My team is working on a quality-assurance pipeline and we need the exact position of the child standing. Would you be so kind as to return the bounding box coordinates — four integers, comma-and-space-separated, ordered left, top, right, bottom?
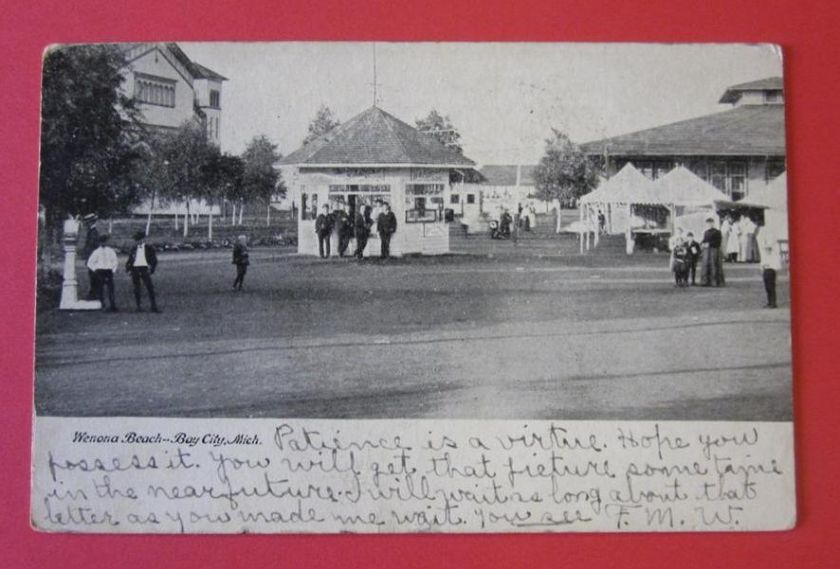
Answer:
685, 232, 702, 286
232, 234, 250, 291
671, 237, 690, 287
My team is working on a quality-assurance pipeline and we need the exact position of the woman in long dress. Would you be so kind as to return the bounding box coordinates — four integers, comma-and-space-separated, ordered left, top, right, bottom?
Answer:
726, 215, 741, 262
739, 215, 757, 262
720, 215, 732, 261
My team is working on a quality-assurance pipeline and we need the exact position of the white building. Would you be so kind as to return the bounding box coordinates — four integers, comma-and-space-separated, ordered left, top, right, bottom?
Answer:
280, 106, 477, 256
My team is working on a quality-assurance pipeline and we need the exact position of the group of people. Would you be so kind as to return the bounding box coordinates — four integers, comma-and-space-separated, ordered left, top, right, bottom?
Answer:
669, 216, 783, 308
84, 230, 159, 313
315, 201, 398, 260
720, 213, 760, 263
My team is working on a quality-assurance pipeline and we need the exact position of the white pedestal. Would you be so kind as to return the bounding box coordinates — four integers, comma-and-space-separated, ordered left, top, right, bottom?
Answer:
59, 219, 101, 311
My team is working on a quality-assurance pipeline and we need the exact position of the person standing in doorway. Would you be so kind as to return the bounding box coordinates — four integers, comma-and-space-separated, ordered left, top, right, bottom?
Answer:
354, 205, 373, 259
700, 217, 723, 287
758, 225, 782, 308
232, 234, 249, 291
126, 230, 159, 313
315, 204, 333, 259
726, 214, 741, 262
334, 205, 352, 257
86, 234, 119, 312
377, 203, 398, 259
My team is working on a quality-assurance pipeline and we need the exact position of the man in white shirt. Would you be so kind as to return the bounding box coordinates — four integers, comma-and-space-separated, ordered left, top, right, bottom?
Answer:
758, 225, 783, 308
86, 235, 119, 312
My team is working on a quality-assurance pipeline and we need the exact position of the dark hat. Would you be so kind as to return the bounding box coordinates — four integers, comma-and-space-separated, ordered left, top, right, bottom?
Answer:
706, 217, 715, 222
133, 230, 146, 241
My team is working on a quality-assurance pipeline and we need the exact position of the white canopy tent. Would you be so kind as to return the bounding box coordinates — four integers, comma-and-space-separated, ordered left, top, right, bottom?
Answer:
579, 163, 661, 236
741, 172, 789, 241
653, 166, 731, 240
579, 164, 739, 253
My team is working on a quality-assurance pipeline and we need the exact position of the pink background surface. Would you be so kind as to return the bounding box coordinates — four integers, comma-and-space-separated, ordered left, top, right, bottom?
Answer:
2, 1, 838, 566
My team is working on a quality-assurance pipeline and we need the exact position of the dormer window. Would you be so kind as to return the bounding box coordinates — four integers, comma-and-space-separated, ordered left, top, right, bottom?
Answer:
209, 89, 221, 109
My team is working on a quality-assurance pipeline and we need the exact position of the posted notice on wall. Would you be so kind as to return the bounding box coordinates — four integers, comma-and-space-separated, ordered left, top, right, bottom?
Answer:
31, 417, 796, 533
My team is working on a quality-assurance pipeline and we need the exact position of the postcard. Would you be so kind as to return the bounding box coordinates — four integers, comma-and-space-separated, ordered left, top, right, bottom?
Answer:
32, 42, 794, 533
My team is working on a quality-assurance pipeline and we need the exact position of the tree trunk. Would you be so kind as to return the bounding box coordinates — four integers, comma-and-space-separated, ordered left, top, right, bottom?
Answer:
231, 203, 236, 225
174, 211, 179, 231
208, 212, 213, 241
266, 203, 271, 226
183, 201, 190, 238
238, 201, 244, 225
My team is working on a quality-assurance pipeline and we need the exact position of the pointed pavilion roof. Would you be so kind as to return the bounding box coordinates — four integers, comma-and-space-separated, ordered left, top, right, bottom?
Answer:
742, 172, 788, 210
280, 106, 475, 168
580, 163, 659, 205
653, 166, 730, 206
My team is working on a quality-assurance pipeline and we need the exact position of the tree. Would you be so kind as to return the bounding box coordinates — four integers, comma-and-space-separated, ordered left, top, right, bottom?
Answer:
302, 105, 340, 145
416, 110, 463, 154
205, 152, 244, 224
39, 44, 144, 243
150, 121, 219, 238
532, 129, 598, 206
241, 135, 285, 226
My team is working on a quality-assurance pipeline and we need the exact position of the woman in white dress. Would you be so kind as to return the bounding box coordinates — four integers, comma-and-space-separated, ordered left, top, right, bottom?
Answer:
726, 215, 741, 262
739, 215, 757, 262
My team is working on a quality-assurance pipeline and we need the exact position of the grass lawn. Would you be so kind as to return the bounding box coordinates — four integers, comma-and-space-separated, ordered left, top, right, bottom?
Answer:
34, 242, 792, 421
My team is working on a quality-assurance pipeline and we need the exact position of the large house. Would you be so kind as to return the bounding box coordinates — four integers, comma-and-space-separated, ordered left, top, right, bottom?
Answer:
579, 77, 786, 201
121, 43, 227, 216
121, 43, 226, 146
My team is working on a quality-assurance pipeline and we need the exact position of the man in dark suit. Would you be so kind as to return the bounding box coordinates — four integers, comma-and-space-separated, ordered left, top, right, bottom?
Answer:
126, 230, 160, 312
334, 206, 352, 257
354, 205, 373, 259
700, 217, 724, 287
376, 203, 398, 259
315, 204, 333, 259
685, 232, 702, 286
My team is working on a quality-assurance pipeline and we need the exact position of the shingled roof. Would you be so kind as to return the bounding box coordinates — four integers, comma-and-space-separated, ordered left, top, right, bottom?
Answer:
280, 106, 475, 167
165, 44, 228, 81
479, 165, 537, 186
579, 105, 785, 158
719, 76, 783, 104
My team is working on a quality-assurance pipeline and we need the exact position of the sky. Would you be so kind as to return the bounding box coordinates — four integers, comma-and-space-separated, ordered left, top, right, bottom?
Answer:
180, 42, 783, 165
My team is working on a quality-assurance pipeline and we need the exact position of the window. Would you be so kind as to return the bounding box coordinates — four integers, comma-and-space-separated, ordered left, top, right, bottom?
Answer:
764, 91, 783, 104
710, 162, 727, 193
729, 162, 747, 200
636, 161, 654, 180
466, 194, 476, 204
688, 160, 709, 182
653, 161, 674, 180
405, 183, 444, 223
766, 159, 786, 181
209, 89, 221, 109
135, 74, 176, 107
300, 191, 309, 220
328, 184, 391, 194
450, 194, 460, 204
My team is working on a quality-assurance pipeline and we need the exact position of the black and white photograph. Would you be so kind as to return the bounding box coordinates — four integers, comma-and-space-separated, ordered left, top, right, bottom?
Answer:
30, 42, 795, 534
34, 42, 791, 422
